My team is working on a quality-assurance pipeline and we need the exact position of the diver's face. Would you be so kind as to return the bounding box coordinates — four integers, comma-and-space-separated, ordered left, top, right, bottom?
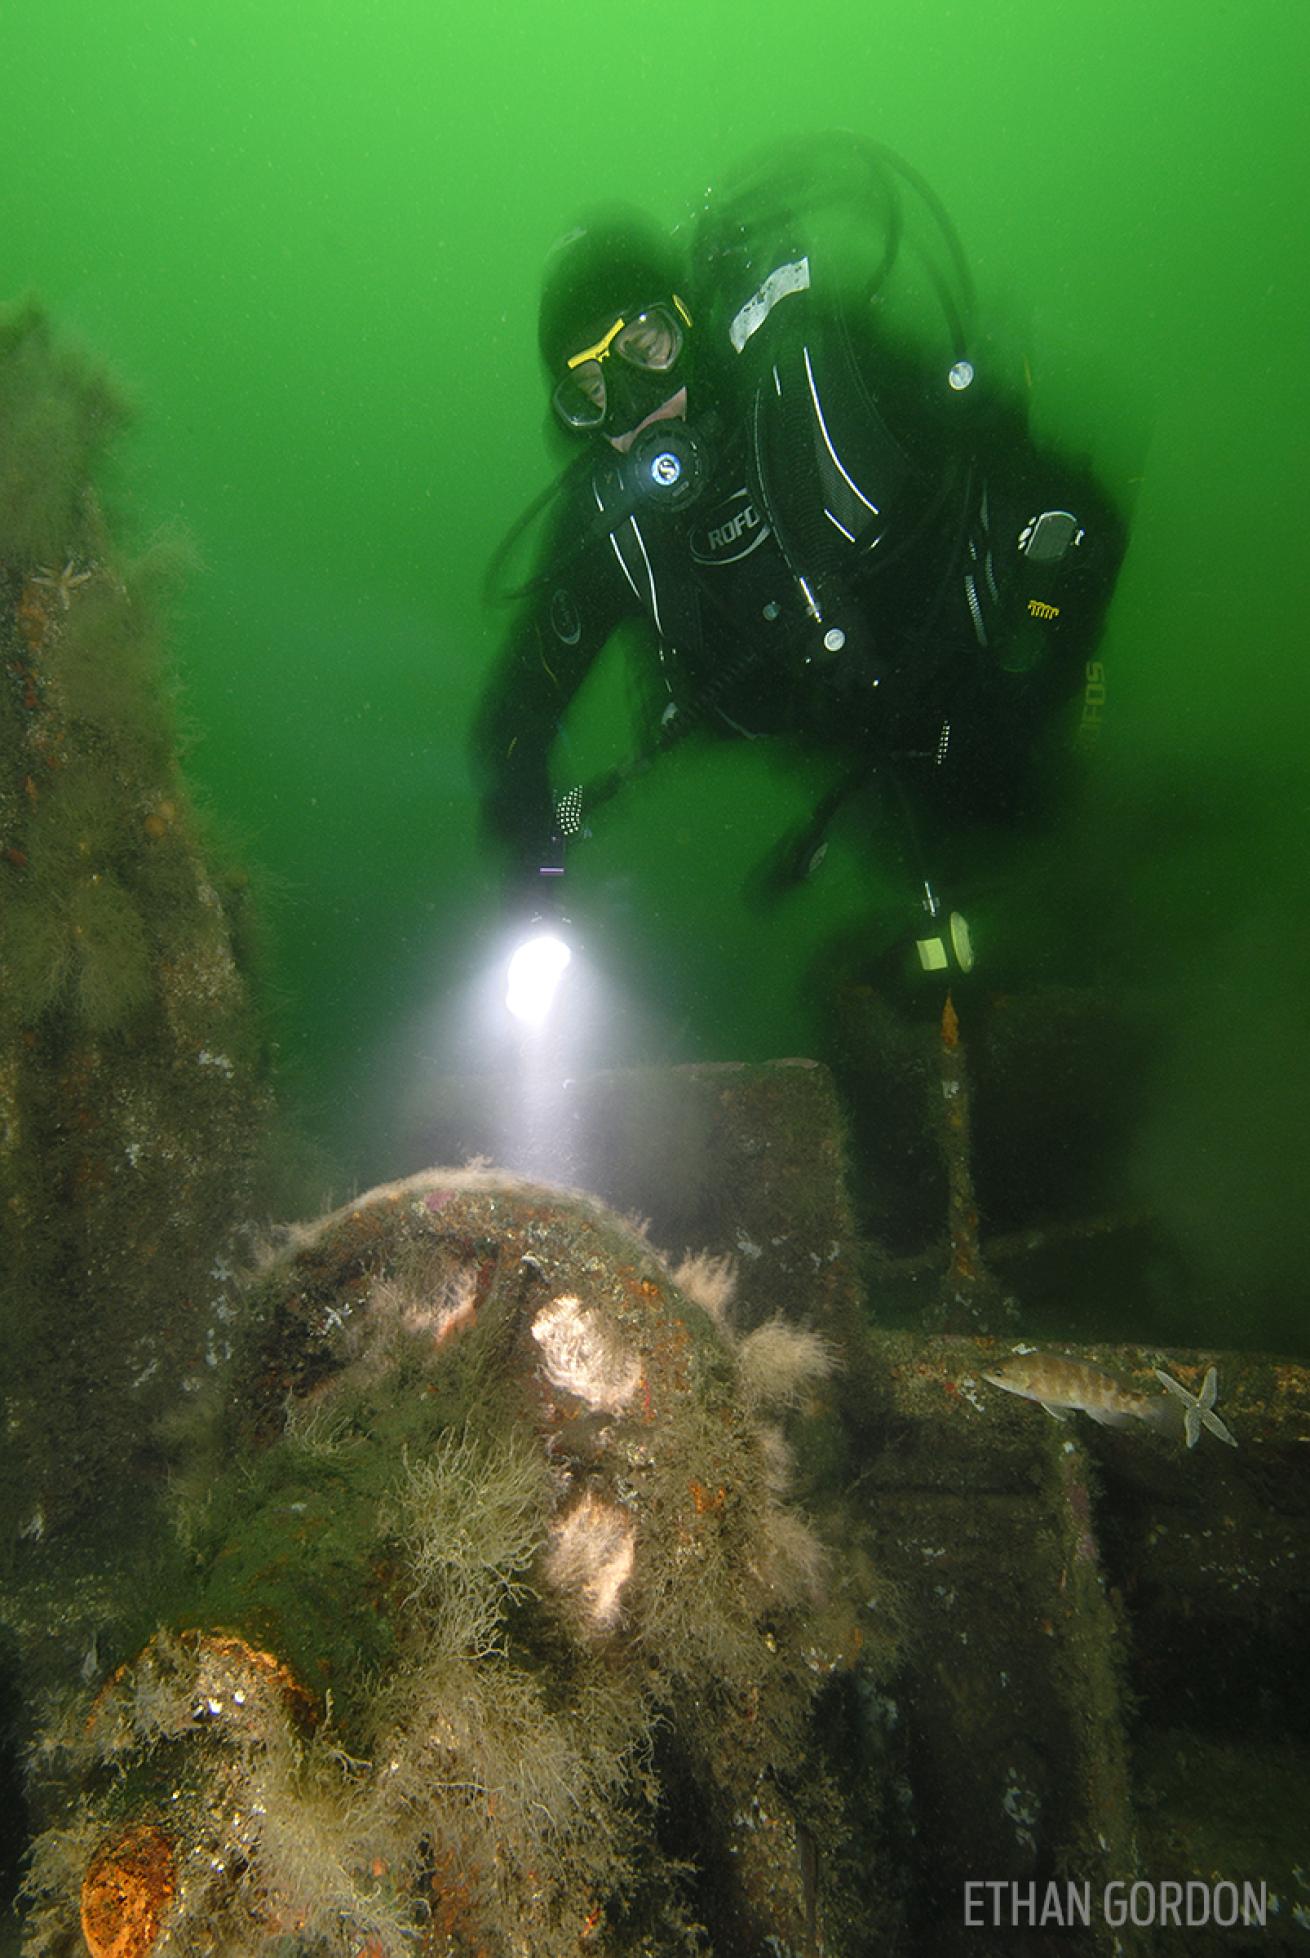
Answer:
552, 300, 689, 446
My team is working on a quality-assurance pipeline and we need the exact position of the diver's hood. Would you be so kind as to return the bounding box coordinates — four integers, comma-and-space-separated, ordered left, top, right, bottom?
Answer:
538, 208, 684, 371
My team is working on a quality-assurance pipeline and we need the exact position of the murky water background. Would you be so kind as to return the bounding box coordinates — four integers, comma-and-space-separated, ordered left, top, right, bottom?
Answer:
3, 0, 1306, 1347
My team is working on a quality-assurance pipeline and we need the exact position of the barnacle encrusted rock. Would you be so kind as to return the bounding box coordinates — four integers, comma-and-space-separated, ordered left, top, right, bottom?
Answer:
22, 1167, 893, 1956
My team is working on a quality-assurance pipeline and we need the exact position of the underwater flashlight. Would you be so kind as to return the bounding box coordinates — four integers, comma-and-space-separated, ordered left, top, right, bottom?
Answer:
506, 932, 573, 1027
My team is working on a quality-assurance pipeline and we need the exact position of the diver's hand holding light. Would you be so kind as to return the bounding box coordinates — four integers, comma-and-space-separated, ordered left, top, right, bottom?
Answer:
504, 807, 580, 1027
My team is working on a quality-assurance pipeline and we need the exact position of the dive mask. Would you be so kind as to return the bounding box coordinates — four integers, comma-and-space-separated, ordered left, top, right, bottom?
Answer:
552, 297, 691, 434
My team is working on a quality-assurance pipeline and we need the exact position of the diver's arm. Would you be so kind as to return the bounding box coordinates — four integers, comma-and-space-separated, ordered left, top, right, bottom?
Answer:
903, 434, 1127, 857
473, 543, 629, 906
970, 441, 1128, 813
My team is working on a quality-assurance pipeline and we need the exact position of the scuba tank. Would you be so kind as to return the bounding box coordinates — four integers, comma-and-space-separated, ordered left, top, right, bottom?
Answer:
686, 131, 988, 690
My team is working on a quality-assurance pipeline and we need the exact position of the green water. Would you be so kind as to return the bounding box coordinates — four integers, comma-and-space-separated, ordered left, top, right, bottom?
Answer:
3, 0, 1307, 1343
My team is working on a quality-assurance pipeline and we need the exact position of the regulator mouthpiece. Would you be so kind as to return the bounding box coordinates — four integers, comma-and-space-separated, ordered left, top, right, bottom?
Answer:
622, 419, 710, 513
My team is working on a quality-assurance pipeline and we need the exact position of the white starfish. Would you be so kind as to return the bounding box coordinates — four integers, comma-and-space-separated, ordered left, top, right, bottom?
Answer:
31, 558, 94, 609
1154, 1365, 1238, 1449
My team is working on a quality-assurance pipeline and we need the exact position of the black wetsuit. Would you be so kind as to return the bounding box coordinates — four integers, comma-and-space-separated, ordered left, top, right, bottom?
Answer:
476, 282, 1125, 911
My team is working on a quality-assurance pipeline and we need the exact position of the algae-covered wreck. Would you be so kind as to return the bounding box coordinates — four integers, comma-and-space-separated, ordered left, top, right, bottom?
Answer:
19, 1167, 899, 1956
0, 300, 271, 1559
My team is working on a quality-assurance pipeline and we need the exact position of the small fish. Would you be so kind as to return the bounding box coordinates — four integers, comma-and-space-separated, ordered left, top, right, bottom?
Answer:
983, 1352, 1237, 1449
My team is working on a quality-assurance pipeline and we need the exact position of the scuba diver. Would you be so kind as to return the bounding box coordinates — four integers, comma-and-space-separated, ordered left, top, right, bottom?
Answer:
474, 133, 1126, 987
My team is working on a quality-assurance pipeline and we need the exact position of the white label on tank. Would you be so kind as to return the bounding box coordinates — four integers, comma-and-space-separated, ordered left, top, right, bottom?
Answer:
729, 256, 811, 353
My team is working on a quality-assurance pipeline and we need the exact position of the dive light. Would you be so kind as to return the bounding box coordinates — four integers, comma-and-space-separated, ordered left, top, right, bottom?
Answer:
506, 931, 572, 1027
